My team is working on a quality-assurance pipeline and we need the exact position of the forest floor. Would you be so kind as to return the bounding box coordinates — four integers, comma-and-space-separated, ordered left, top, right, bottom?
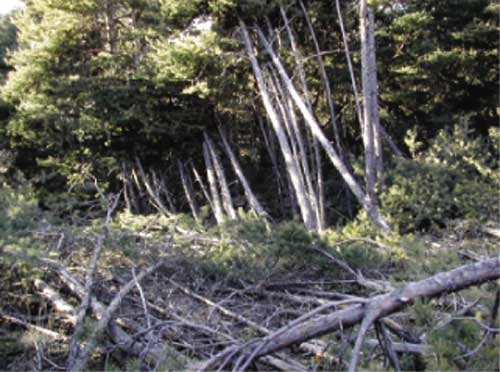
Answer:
1, 211, 499, 371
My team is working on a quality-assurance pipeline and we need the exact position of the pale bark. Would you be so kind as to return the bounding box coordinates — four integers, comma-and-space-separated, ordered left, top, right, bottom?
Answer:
280, 7, 325, 230
154, 171, 176, 213
336, 0, 400, 162
248, 23, 391, 231
191, 160, 215, 213
203, 141, 226, 225
178, 160, 200, 223
366, 7, 384, 185
240, 23, 317, 230
135, 157, 172, 217
217, 126, 267, 218
198, 257, 500, 370
267, 72, 315, 227
204, 133, 237, 220
360, 0, 377, 200
299, 0, 342, 154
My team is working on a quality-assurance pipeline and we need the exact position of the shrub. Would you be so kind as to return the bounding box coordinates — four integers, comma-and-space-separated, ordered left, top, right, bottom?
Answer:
381, 121, 499, 232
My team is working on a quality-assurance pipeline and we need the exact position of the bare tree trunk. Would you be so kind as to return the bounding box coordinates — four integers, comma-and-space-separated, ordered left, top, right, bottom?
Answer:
152, 170, 176, 213
269, 68, 321, 228
313, 140, 325, 230
360, 0, 377, 201
336, 0, 401, 162
217, 126, 267, 218
240, 24, 317, 230
135, 157, 172, 217
366, 7, 384, 186
203, 141, 226, 225
204, 133, 237, 220
258, 114, 287, 218
191, 160, 215, 213
299, 0, 342, 155
246, 23, 391, 231
178, 160, 200, 224
280, 7, 325, 231
121, 166, 133, 213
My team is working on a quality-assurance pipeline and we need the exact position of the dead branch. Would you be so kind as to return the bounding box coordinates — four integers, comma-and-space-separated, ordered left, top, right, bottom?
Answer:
0, 312, 69, 341
66, 193, 121, 370
364, 339, 431, 354
34, 279, 77, 325
196, 257, 499, 370
67, 260, 165, 372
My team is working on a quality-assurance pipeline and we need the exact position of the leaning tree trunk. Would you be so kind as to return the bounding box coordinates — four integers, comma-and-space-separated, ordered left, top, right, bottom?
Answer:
204, 133, 237, 220
134, 157, 172, 217
281, 7, 325, 230
217, 126, 267, 218
243, 22, 391, 231
203, 142, 226, 225
257, 113, 287, 217
178, 160, 200, 224
299, 0, 342, 155
240, 23, 317, 231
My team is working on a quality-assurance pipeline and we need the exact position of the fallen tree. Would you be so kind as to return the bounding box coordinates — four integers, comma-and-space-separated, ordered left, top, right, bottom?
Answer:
195, 257, 500, 370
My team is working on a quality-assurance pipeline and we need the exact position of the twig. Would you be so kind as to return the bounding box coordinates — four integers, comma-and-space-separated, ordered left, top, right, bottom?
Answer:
66, 192, 121, 370
375, 321, 401, 371
0, 312, 69, 341
67, 260, 164, 372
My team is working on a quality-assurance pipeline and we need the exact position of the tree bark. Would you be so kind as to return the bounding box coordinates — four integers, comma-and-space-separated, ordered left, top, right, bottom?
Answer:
240, 23, 317, 230
203, 141, 226, 225
135, 157, 172, 217
178, 160, 200, 223
247, 23, 391, 231
204, 132, 237, 220
217, 126, 267, 218
280, 7, 325, 230
360, 0, 383, 190
299, 0, 342, 155
198, 257, 500, 370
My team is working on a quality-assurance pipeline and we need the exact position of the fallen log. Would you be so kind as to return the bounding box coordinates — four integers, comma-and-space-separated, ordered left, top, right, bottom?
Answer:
0, 312, 69, 341
365, 339, 431, 355
196, 257, 500, 370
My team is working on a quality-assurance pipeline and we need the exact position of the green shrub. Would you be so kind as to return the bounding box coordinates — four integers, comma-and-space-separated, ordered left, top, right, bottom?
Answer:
0, 184, 39, 236
381, 122, 499, 232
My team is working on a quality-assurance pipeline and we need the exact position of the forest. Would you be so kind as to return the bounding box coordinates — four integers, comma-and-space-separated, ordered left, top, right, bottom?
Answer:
0, 0, 498, 371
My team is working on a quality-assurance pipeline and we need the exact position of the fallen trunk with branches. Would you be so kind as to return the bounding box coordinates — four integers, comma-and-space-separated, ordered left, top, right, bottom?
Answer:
2, 216, 499, 371
195, 257, 499, 370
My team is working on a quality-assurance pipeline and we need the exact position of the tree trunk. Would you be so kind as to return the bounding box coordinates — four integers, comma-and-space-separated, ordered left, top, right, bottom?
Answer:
178, 160, 200, 224
248, 23, 391, 231
191, 160, 215, 213
240, 23, 317, 230
299, 0, 342, 155
360, 0, 383, 191
204, 133, 237, 220
197, 257, 500, 370
257, 113, 287, 217
217, 126, 267, 218
135, 157, 172, 217
203, 141, 226, 225
280, 7, 325, 230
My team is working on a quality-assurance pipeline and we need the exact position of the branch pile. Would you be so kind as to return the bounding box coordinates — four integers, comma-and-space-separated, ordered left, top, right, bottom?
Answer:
1, 220, 499, 371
